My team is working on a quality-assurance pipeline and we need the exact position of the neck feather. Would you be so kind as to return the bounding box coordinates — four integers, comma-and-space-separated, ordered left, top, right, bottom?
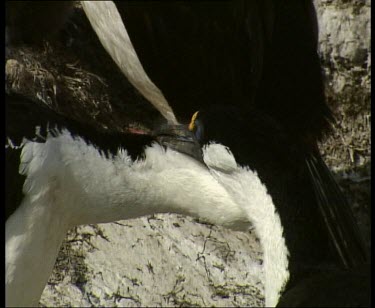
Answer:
203, 144, 290, 307
25, 131, 250, 228
7, 132, 288, 306
7, 132, 251, 305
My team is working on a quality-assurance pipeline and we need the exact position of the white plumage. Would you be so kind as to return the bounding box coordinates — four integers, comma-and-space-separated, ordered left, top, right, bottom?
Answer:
6, 130, 288, 307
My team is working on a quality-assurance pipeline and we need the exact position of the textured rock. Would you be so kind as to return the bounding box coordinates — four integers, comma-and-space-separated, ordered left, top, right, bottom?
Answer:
314, 0, 371, 255
41, 216, 264, 307
314, 0, 370, 109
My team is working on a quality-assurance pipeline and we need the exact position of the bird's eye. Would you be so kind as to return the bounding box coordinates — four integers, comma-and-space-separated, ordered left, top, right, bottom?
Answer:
188, 111, 204, 142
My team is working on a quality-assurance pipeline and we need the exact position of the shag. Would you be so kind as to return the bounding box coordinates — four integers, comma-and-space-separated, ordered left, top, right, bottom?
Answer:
6, 95, 278, 306
117, 0, 368, 271
5, 2, 254, 306
6, 1, 369, 307
116, 0, 369, 305
188, 108, 370, 307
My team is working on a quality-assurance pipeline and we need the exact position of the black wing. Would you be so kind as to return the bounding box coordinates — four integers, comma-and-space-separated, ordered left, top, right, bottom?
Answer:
306, 153, 368, 268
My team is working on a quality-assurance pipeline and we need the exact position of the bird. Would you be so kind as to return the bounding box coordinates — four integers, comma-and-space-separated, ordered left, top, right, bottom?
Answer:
116, 0, 368, 270
6, 1, 369, 306
187, 107, 370, 307
6, 94, 284, 306
5, 2, 261, 306
115, 3, 369, 304
6, 97, 369, 306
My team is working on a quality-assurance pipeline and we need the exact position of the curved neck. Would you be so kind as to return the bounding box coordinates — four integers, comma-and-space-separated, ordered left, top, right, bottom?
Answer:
203, 144, 290, 307
211, 167, 289, 307
8, 133, 288, 306
38, 132, 250, 229
6, 133, 251, 306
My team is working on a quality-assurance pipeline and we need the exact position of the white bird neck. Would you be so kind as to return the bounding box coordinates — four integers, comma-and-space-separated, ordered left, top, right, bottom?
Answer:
6, 131, 250, 306
7, 132, 289, 307
203, 144, 290, 307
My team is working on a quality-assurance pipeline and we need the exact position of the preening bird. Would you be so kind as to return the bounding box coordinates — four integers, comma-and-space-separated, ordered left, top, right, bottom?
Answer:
7, 94, 291, 307
5, 1, 260, 306
117, 0, 368, 267
6, 0, 369, 307
6, 95, 263, 306
188, 107, 370, 307
116, 0, 369, 305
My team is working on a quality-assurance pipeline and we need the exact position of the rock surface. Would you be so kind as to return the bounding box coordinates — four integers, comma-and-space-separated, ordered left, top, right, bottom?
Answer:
314, 0, 371, 256
42, 217, 264, 307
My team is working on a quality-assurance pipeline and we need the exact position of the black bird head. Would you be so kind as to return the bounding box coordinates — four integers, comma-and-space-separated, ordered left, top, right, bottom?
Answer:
186, 105, 303, 170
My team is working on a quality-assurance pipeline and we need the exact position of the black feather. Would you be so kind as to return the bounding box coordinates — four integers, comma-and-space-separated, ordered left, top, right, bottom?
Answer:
306, 153, 367, 268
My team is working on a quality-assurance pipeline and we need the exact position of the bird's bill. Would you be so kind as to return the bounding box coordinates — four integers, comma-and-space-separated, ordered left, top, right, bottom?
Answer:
153, 124, 204, 164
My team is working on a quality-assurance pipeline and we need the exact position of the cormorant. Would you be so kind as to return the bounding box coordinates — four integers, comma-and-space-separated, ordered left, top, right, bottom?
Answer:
6, 95, 267, 306
188, 107, 370, 306
6, 1, 369, 306
115, 0, 368, 269
5, 3, 253, 306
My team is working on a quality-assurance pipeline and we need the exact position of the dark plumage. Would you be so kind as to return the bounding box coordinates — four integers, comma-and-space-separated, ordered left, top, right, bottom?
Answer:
115, 1, 368, 305
5, 1, 369, 306
188, 107, 369, 306
116, 0, 367, 265
116, 0, 331, 139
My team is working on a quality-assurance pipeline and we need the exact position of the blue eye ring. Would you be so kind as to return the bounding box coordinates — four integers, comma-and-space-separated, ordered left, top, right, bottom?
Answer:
193, 119, 204, 142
